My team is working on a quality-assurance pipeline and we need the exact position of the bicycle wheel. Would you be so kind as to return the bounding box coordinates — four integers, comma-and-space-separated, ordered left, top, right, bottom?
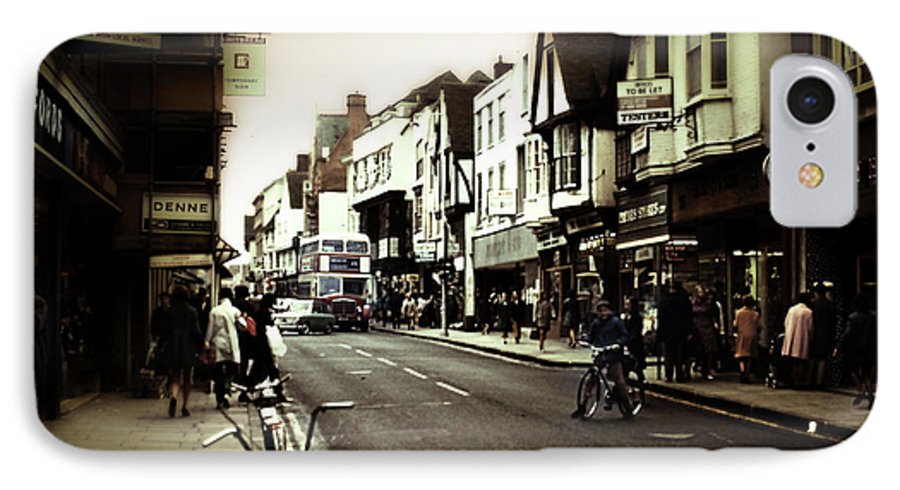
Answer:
617, 370, 645, 418
576, 369, 603, 419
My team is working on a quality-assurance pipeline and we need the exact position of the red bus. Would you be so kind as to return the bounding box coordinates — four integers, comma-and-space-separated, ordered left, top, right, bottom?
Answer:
296, 232, 372, 331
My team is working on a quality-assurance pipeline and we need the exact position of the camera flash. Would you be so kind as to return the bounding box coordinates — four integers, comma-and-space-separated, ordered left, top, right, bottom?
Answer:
798, 163, 824, 188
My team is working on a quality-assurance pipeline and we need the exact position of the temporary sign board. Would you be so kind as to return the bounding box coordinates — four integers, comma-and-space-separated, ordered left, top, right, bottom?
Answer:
223, 34, 266, 96
617, 78, 673, 125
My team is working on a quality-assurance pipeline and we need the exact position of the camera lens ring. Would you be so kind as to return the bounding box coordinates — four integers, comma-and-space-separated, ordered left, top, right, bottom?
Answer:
787, 77, 835, 125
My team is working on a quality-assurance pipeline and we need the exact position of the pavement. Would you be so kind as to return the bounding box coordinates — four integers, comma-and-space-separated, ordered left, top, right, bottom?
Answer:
371, 322, 872, 440
42, 385, 284, 451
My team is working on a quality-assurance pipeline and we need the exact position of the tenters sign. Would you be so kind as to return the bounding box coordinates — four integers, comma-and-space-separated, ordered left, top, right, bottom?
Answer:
617, 78, 673, 126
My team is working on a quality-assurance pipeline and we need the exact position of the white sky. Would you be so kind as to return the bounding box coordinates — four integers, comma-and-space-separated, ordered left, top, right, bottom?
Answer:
220, 33, 534, 260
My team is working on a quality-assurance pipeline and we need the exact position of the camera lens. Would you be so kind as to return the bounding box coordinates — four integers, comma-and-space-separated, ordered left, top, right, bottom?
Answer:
788, 77, 834, 124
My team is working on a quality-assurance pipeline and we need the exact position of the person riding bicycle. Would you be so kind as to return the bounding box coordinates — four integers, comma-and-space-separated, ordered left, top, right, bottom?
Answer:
571, 300, 635, 418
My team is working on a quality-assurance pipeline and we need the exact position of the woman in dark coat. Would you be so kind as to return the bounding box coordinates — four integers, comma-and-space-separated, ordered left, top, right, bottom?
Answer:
248, 294, 282, 390
497, 292, 512, 344
562, 290, 581, 349
834, 293, 877, 409
692, 285, 720, 380
622, 296, 646, 373
158, 286, 202, 417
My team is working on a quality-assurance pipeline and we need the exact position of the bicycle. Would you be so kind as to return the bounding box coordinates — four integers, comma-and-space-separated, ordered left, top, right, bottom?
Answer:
202, 374, 293, 450
575, 342, 645, 419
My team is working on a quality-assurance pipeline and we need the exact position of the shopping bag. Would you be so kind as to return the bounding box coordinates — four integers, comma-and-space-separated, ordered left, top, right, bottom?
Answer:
266, 325, 288, 357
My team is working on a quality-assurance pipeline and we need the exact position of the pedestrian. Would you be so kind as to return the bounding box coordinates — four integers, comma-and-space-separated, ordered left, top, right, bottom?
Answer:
247, 294, 282, 392
782, 292, 815, 388
233, 285, 253, 383
657, 282, 692, 383
149, 292, 171, 362
192, 286, 211, 335
390, 290, 403, 330
622, 296, 646, 375
562, 290, 580, 349
809, 282, 837, 387
497, 291, 511, 344
204, 287, 242, 409
733, 295, 762, 383
834, 293, 877, 408
158, 285, 202, 418
535, 292, 553, 353
477, 290, 491, 334
416, 293, 427, 328
402, 293, 418, 330
691, 285, 720, 380
510, 291, 524, 344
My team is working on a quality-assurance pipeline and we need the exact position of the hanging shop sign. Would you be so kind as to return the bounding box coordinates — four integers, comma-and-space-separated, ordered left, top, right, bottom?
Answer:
631, 126, 649, 154
489, 189, 517, 216
414, 241, 438, 263
223, 34, 266, 96
617, 78, 673, 125
142, 193, 213, 234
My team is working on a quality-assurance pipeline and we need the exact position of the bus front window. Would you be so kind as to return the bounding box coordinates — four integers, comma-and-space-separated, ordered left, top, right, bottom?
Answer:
322, 240, 344, 253
347, 241, 369, 254
343, 278, 367, 297
319, 277, 341, 295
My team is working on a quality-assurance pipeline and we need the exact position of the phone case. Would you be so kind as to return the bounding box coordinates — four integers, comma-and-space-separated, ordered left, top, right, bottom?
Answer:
34, 32, 876, 450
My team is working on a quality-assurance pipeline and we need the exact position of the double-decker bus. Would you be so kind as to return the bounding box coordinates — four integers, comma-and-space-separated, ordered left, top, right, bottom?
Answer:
296, 232, 372, 331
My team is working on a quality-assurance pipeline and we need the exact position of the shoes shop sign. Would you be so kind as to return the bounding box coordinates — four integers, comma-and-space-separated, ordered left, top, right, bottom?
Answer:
142, 193, 213, 234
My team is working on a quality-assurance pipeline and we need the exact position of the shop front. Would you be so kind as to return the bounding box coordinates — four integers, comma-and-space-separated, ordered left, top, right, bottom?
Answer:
35, 60, 125, 420
615, 184, 698, 334
535, 227, 570, 339
473, 224, 541, 327
670, 153, 785, 345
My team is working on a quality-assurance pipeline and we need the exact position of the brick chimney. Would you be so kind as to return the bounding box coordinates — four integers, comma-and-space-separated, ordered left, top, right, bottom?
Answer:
493, 55, 513, 79
296, 153, 310, 174
347, 93, 368, 136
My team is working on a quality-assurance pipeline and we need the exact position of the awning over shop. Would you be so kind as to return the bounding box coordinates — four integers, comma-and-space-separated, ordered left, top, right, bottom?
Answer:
215, 235, 241, 265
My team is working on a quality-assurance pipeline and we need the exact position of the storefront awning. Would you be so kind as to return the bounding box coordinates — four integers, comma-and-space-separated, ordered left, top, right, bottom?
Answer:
615, 233, 670, 251
215, 236, 241, 265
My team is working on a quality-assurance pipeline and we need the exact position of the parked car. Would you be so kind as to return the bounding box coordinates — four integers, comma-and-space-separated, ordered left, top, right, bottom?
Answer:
272, 298, 335, 335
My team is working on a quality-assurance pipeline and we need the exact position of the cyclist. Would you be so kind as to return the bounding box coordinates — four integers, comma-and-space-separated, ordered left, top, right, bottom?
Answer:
571, 300, 634, 418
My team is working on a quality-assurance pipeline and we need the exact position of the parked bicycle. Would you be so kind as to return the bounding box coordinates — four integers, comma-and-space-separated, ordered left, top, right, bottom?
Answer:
575, 341, 645, 419
202, 373, 356, 451
203, 374, 293, 450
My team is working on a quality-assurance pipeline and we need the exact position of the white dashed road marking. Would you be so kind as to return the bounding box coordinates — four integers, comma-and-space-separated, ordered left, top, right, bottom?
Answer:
434, 381, 470, 397
355, 349, 373, 358
402, 367, 429, 380
377, 357, 397, 367
337, 344, 353, 350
